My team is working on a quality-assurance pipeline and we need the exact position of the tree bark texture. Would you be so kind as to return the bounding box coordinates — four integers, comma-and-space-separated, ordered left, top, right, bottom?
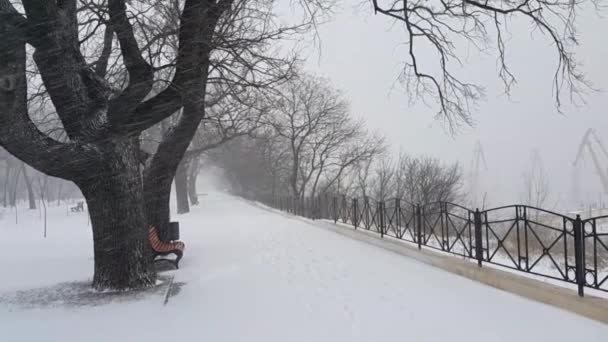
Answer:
144, 100, 207, 237
78, 137, 156, 290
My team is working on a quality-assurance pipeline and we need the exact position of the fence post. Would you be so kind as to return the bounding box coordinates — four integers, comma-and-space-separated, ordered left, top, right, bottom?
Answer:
353, 198, 358, 229
379, 201, 385, 238
573, 215, 585, 297
416, 204, 422, 250
474, 208, 483, 267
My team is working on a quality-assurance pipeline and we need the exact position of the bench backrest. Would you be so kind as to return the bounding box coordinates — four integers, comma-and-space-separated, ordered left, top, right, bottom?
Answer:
148, 226, 163, 251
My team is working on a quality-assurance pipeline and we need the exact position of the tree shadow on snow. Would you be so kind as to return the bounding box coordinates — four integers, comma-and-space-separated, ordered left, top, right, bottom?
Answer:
0, 275, 185, 310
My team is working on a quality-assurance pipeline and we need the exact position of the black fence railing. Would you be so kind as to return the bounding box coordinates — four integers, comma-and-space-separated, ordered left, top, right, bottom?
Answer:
255, 195, 608, 297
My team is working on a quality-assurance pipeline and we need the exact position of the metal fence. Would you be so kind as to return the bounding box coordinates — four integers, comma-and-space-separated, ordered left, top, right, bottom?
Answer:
256, 195, 608, 297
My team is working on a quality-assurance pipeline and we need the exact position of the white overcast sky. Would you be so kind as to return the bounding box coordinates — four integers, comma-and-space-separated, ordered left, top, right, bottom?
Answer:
292, 1, 608, 209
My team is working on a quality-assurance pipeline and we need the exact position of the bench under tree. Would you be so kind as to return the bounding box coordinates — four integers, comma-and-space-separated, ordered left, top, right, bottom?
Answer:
70, 202, 84, 212
148, 225, 185, 269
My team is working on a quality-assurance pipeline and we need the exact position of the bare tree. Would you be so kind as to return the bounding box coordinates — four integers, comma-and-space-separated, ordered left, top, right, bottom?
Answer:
394, 154, 463, 205
20, 162, 36, 209
267, 74, 383, 200
521, 151, 551, 209
1, 0, 333, 290
371, 156, 395, 201
0, 0, 245, 290
315, 132, 385, 198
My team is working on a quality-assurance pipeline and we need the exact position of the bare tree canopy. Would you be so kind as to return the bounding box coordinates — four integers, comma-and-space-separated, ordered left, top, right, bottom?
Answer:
371, 0, 594, 128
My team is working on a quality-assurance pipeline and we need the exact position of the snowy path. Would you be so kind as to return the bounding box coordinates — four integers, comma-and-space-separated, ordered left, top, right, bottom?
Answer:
1, 192, 607, 341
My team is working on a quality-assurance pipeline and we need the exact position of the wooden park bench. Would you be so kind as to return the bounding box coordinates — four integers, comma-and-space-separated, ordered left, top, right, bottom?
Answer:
148, 225, 185, 269
70, 202, 84, 212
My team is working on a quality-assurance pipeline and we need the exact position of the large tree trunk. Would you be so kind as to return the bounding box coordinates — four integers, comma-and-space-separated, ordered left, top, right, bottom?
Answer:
187, 156, 200, 206
78, 138, 156, 291
175, 159, 190, 214
21, 164, 36, 209
144, 166, 173, 240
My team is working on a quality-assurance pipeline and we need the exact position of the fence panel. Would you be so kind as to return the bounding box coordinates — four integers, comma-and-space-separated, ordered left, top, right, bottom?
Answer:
481, 205, 578, 285
383, 199, 418, 242
583, 215, 608, 292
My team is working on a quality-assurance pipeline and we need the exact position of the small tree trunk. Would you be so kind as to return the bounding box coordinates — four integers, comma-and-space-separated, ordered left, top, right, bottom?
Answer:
175, 159, 190, 214
56, 181, 63, 206
2, 164, 10, 208
10, 164, 22, 207
144, 164, 175, 239
144, 101, 206, 237
22, 164, 36, 210
79, 138, 156, 291
187, 157, 200, 206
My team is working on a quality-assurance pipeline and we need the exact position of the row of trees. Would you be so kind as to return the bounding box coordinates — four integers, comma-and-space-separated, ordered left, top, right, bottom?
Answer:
1, 148, 81, 209
211, 75, 383, 200
210, 74, 464, 206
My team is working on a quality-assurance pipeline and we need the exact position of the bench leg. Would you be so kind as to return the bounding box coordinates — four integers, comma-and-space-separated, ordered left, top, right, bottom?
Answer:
174, 251, 183, 269
153, 252, 182, 270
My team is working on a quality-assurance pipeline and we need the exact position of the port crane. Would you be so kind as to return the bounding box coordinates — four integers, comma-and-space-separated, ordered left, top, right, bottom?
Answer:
573, 128, 608, 194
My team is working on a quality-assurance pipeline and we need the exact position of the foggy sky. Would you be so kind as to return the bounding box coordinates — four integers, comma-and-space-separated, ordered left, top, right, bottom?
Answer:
299, 2, 608, 210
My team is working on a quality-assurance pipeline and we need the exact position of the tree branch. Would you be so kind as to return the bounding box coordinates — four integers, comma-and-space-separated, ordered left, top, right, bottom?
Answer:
0, 24, 89, 180
107, 0, 154, 123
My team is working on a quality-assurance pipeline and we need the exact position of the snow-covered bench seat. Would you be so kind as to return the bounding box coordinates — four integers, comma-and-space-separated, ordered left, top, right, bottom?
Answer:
148, 226, 185, 269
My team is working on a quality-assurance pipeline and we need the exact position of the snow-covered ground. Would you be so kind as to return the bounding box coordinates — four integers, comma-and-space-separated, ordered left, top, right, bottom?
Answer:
1, 192, 607, 341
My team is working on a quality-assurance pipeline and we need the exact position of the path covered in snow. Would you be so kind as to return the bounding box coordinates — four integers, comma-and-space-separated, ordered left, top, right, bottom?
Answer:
1, 192, 607, 341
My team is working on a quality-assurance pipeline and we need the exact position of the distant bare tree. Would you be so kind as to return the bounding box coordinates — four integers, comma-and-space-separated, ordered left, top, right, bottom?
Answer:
371, 156, 395, 201
394, 154, 463, 205
521, 152, 551, 209
354, 158, 374, 199
268, 74, 383, 200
